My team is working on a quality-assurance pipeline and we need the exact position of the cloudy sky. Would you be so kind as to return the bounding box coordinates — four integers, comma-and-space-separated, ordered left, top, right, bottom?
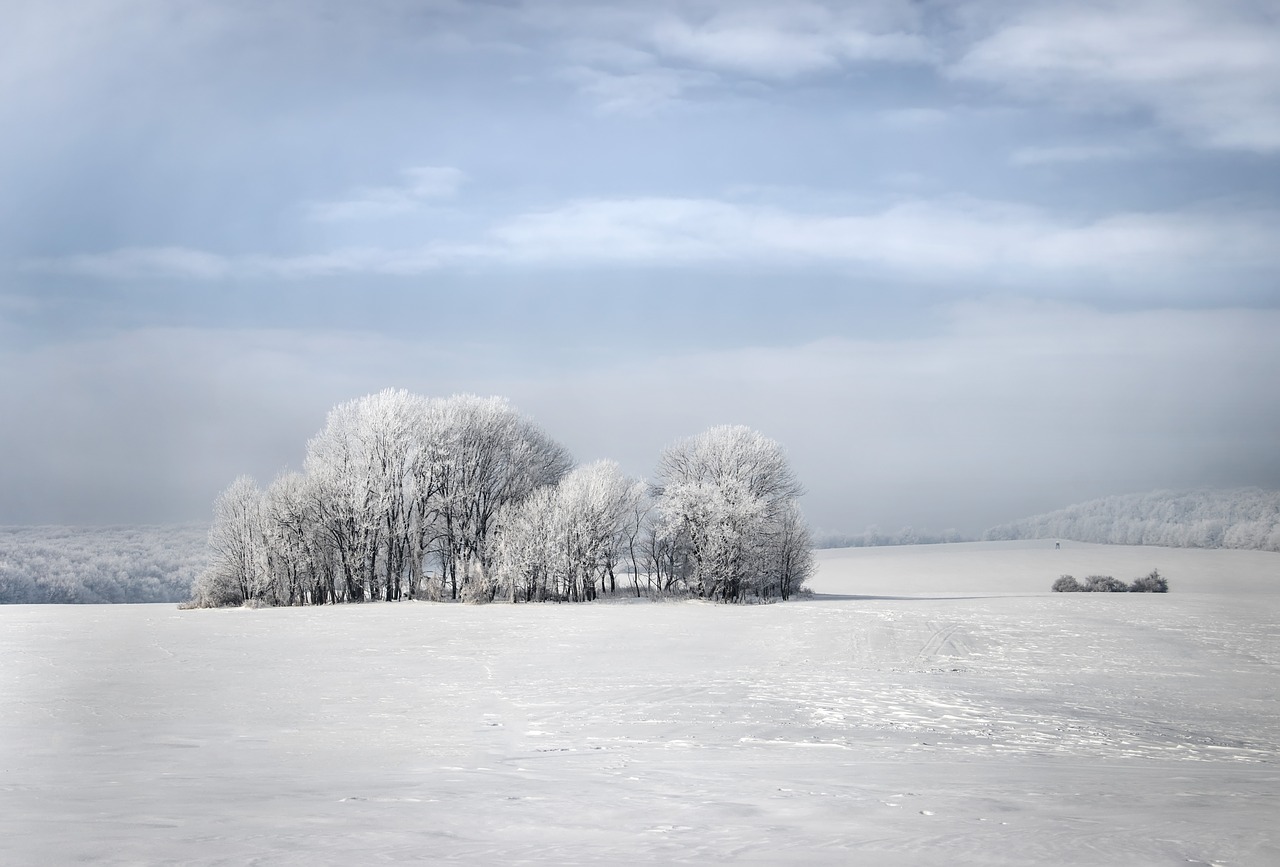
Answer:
2, 0, 1278, 535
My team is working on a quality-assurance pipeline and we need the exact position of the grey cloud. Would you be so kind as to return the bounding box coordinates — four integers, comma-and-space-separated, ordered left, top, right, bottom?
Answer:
3, 0, 1276, 534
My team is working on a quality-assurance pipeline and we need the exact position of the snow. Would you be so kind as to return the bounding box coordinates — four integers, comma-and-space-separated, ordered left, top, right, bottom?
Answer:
2, 541, 1277, 864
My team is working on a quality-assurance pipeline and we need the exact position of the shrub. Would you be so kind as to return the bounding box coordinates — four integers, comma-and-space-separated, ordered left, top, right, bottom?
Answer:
1129, 569, 1169, 593
1083, 575, 1129, 593
460, 563, 499, 604
1052, 574, 1083, 592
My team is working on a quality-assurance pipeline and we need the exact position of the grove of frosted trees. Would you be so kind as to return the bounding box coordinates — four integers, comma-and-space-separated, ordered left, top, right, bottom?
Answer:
984, 488, 1280, 552
1, 524, 207, 604
192, 390, 814, 607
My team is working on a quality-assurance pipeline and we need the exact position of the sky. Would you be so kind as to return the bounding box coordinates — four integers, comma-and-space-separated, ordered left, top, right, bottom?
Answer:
2, 0, 1279, 535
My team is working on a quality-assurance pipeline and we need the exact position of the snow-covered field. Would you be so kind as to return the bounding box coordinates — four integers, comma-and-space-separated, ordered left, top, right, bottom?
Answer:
3, 541, 1277, 865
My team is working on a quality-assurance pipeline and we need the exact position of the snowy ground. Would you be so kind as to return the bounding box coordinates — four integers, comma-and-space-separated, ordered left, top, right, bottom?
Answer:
2, 540, 1277, 865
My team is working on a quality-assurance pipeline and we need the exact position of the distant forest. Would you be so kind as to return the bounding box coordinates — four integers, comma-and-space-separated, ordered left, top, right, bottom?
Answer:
812, 527, 970, 549
984, 488, 1280, 552
0, 524, 207, 604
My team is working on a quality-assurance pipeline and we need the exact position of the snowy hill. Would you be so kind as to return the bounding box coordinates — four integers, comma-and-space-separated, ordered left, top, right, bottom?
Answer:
984, 488, 1280, 552
0, 524, 208, 603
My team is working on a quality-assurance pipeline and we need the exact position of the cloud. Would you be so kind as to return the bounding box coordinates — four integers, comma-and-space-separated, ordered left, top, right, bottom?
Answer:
559, 65, 716, 113
1011, 144, 1147, 166
952, 0, 1280, 152
647, 4, 930, 78
306, 166, 466, 222
25, 196, 1280, 299
539, 0, 931, 110
29, 246, 235, 281
877, 107, 950, 128
487, 197, 1280, 288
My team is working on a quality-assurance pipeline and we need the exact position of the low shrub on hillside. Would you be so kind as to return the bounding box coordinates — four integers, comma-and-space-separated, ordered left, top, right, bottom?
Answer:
1083, 575, 1129, 592
1129, 569, 1169, 593
1052, 569, 1170, 592
1052, 574, 1083, 592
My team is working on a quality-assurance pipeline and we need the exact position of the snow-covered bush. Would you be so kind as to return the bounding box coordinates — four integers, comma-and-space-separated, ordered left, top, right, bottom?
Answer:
1083, 575, 1129, 592
1129, 569, 1169, 593
1053, 571, 1167, 593
191, 567, 245, 607
1052, 574, 1083, 592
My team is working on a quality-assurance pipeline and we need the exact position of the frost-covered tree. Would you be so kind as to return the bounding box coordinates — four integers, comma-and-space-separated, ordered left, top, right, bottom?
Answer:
191, 398, 813, 608
652, 425, 812, 601
491, 460, 646, 602
303, 388, 424, 602
193, 475, 265, 607
765, 500, 814, 601
259, 471, 336, 605
420, 395, 572, 599
985, 488, 1280, 552
191, 391, 570, 607
0, 524, 205, 605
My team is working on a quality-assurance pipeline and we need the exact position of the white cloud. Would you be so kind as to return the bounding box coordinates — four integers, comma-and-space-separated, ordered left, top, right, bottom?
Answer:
306, 166, 466, 222
952, 0, 1280, 152
648, 4, 929, 78
539, 0, 931, 110
26, 196, 1280, 294
487, 196, 1280, 284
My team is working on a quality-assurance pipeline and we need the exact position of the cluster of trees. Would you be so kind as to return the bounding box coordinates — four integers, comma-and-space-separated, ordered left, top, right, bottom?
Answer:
192, 390, 814, 607
1052, 570, 1169, 593
986, 488, 1280, 552
0, 524, 207, 604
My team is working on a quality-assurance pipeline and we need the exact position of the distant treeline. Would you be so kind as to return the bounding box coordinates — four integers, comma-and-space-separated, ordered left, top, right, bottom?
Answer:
0, 524, 208, 604
813, 527, 969, 549
985, 488, 1280, 552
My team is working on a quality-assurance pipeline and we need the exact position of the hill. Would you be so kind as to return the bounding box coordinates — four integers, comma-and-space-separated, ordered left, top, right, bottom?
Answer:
983, 488, 1280, 552
0, 524, 208, 604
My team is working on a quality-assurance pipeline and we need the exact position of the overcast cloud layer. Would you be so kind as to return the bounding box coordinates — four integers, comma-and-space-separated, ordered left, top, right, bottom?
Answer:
2, 0, 1278, 534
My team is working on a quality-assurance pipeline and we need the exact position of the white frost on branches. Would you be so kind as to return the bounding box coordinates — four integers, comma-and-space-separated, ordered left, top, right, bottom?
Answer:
193, 398, 814, 606
652, 425, 813, 601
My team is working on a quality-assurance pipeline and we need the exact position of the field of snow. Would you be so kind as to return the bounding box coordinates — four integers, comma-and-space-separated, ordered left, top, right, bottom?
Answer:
3, 541, 1277, 865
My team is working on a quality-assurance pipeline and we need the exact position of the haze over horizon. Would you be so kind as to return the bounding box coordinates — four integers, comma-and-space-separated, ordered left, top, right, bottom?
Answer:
3, 1, 1278, 535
